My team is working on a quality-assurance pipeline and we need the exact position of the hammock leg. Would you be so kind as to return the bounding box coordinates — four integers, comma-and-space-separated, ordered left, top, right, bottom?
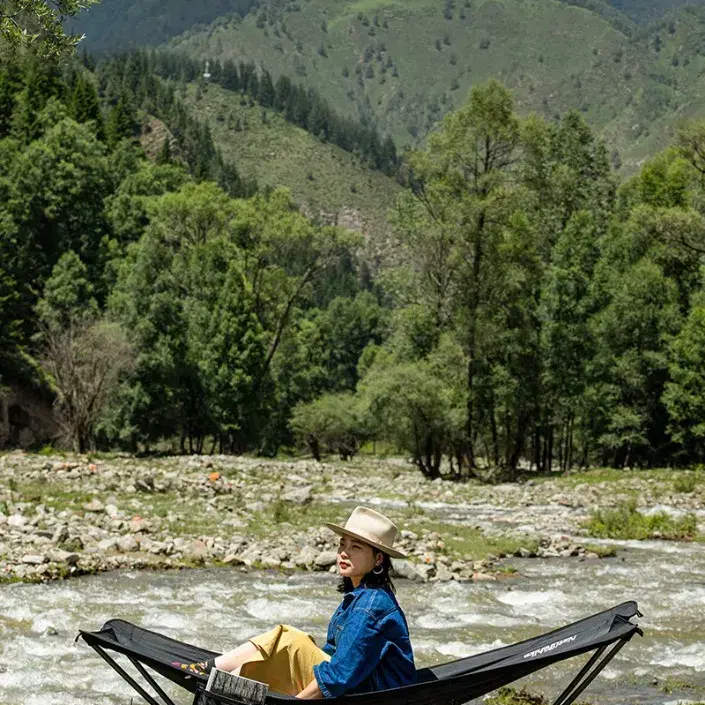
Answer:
89, 644, 174, 705
129, 656, 178, 705
552, 639, 628, 705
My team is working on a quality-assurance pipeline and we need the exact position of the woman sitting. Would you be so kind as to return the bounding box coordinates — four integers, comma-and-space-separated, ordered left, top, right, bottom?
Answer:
175, 506, 416, 699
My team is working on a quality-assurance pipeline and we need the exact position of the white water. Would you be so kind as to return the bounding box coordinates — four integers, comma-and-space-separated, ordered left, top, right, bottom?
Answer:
1, 532, 704, 705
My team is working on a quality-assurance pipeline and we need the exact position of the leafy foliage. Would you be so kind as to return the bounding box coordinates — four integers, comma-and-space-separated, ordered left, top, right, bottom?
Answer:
584, 500, 699, 540
290, 393, 366, 460
0, 0, 98, 56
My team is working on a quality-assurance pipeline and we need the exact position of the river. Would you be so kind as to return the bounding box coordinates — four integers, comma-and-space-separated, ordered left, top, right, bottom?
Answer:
1, 530, 704, 705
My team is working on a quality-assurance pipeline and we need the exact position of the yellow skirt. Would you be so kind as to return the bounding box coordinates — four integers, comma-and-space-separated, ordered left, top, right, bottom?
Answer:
240, 624, 331, 696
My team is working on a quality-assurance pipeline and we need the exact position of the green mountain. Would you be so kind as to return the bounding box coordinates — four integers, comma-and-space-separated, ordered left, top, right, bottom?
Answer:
179, 80, 401, 235
70, 0, 705, 177
165, 0, 703, 172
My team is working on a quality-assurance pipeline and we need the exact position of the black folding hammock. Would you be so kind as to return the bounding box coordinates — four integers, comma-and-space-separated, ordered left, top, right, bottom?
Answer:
78, 600, 642, 705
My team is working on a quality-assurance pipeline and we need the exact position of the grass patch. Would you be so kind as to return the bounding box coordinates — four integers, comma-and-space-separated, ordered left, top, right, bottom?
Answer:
9, 479, 95, 511
405, 520, 539, 561
659, 676, 705, 695
583, 500, 699, 541
484, 687, 596, 705
484, 688, 547, 705
673, 468, 703, 493
583, 543, 618, 558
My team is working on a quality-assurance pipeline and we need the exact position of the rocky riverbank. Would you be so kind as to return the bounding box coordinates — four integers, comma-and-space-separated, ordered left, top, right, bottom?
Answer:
0, 451, 702, 584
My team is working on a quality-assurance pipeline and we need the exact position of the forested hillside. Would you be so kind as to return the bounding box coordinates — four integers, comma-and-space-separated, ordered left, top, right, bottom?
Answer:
164, 0, 705, 173
6, 47, 705, 473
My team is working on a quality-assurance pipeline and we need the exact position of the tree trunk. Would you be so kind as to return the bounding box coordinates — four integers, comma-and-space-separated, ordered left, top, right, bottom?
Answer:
465, 211, 485, 469
490, 403, 500, 467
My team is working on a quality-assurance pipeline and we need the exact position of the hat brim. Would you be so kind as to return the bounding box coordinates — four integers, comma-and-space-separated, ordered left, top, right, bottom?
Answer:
325, 522, 407, 559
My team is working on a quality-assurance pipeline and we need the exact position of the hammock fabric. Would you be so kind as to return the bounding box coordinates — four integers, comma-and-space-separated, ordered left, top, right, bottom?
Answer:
78, 600, 641, 705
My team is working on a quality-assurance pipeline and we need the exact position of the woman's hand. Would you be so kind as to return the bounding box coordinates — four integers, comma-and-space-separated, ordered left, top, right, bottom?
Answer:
296, 678, 324, 699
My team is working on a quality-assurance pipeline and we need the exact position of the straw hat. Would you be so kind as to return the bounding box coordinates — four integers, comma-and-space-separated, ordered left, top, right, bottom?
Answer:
325, 506, 407, 558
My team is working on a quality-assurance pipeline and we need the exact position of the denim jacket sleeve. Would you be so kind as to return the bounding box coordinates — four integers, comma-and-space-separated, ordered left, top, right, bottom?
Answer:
313, 601, 388, 698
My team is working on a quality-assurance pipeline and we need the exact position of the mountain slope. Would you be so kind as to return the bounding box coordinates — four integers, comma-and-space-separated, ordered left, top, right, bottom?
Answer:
168, 0, 690, 172
179, 81, 401, 237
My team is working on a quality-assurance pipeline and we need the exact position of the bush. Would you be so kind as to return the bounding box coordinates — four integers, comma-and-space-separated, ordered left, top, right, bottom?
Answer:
584, 500, 698, 541
673, 468, 702, 493
290, 393, 366, 461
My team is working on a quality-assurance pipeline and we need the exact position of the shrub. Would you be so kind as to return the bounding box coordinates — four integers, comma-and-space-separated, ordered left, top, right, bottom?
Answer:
673, 468, 702, 493
290, 393, 367, 461
584, 500, 698, 541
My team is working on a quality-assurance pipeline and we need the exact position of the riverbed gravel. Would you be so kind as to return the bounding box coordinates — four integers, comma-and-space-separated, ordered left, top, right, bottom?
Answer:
0, 452, 702, 584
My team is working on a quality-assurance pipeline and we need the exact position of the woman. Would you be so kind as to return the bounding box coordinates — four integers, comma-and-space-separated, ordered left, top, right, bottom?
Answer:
174, 506, 416, 699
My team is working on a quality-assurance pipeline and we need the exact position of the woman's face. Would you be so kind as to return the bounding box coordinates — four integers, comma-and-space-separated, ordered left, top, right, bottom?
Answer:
336, 534, 382, 585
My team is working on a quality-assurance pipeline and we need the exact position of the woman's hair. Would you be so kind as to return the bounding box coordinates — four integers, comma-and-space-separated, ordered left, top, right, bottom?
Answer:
337, 550, 396, 594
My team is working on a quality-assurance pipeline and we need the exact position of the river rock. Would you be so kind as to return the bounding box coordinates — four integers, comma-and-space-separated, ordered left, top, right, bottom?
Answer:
281, 486, 312, 505
393, 559, 424, 581
187, 539, 208, 559
434, 566, 453, 582
128, 516, 148, 533
52, 524, 70, 544
314, 551, 337, 569
8, 514, 27, 528
46, 548, 79, 564
97, 538, 118, 551
260, 555, 282, 569
472, 572, 497, 582
415, 564, 435, 582
83, 499, 104, 513
117, 535, 139, 553
294, 545, 319, 567
21, 554, 46, 565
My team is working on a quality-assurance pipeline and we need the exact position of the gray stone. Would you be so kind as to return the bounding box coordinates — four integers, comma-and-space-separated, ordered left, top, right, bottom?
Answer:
393, 559, 423, 582
415, 564, 435, 582
260, 556, 282, 569
52, 524, 70, 544
83, 499, 104, 513
294, 545, 319, 567
281, 486, 312, 505
8, 514, 27, 528
21, 554, 46, 565
314, 551, 337, 569
245, 501, 266, 513
97, 538, 118, 552
46, 548, 79, 565
117, 535, 139, 553
435, 566, 453, 582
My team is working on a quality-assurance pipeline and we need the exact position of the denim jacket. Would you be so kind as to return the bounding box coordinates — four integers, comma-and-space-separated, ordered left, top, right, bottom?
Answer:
313, 584, 416, 698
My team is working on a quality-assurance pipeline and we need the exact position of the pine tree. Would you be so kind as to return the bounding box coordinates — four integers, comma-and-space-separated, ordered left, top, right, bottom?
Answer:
71, 73, 105, 140
105, 93, 138, 148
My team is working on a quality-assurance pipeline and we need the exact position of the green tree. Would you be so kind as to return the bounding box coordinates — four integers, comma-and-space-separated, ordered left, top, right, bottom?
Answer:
663, 290, 705, 460
70, 71, 105, 140
0, 0, 98, 56
290, 393, 366, 461
398, 81, 521, 470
